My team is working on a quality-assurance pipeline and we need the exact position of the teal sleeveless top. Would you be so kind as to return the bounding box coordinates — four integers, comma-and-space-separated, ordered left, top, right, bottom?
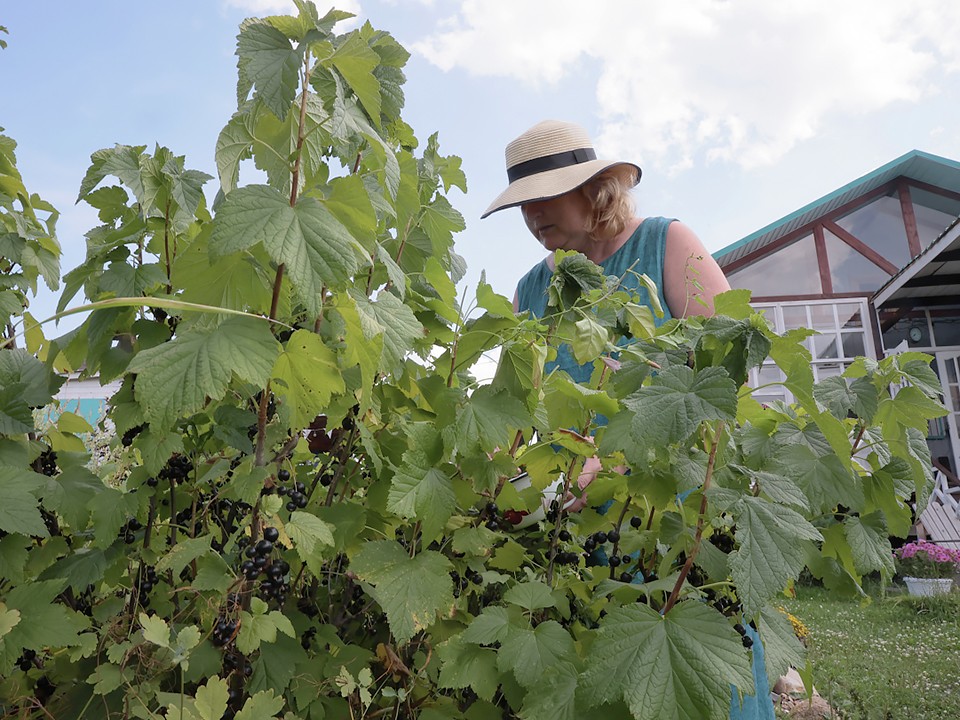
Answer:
514, 216, 775, 720
516, 216, 675, 384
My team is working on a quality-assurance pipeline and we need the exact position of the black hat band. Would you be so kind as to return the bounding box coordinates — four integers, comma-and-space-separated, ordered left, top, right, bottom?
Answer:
506, 147, 597, 183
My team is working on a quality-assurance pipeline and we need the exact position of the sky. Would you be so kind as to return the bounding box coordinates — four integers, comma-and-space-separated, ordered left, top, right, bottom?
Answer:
5, 0, 960, 337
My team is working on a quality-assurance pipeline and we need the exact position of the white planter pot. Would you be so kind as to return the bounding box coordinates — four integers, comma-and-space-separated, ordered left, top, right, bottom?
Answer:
903, 577, 954, 597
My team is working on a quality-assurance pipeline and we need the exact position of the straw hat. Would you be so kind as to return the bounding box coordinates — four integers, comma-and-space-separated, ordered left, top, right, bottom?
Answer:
481, 120, 641, 218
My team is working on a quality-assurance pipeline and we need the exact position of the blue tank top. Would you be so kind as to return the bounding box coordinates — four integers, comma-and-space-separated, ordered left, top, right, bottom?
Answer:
516, 216, 675, 384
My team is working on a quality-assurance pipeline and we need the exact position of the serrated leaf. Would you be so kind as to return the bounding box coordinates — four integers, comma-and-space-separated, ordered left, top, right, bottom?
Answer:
0, 604, 20, 640
0, 468, 47, 536
498, 620, 575, 689
626, 365, 737, 449
814, 375, 879, 422
351, 541, 454, 643
235, 690, 285, 720
272, 330, 345, 428
286, 511, 335, 575
758, 606, 806, 686
195, 676, 230, 720
330, 32, 382, 124
462, 605, 521, 645
844, 512, 895, 577
140, 613, 171, 647
572, 315, 607, 364
388, 465, 456, 543
580, 601, 753, 720
127, 317, 279, 427
730, 497, 823, 617
454, 385, 531, 454
518, 661, 579, 720
237, 21, 300, 120
775, 444, 862, 514
437, 635, 499, 700
350, 289, 423, 375
212, 185, 365, 310
502, 581, 556, 612
156, 536, 212, 577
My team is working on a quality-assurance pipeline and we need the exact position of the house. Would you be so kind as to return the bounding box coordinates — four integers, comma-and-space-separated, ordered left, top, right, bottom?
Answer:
713, 149, 960, 547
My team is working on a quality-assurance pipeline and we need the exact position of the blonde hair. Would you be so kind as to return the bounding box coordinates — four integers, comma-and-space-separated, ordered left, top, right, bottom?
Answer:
580, 168, 637, 241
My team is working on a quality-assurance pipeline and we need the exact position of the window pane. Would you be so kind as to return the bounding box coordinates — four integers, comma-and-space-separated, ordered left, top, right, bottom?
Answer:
781, 305, 808, 330
913, 202, 957, 249
727, 234, 821, 296
823, 229, 893, 293
841, 333, 865, 357
809, 304, 836, 331
910, 187, 960, 247
815, 363, 844, 380
947, 360, 958, 385
837, 304, 862, 329
933, 316, 960, 347
834, 195, 910, 268
814, 334, 839, 359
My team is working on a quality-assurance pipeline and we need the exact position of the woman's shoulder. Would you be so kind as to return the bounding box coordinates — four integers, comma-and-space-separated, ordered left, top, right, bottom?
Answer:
515, 259, 552, 314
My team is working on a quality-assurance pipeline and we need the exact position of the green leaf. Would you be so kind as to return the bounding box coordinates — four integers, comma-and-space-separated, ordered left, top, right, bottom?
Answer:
235, 690, 285, 720
517, 661, 580, 720
437, 635, 499, 700
388, 465, 456, 543
579, 601, 754, 720
351, 541, 454, 643
502, 581, 557, 612
461, 606, 521, 645
195, 676, 230, 720
127, 317, 279, 427
330, 31, 382, 125
156, 535, 212, 577
286, 510, 335, 575
844, 512, 895, 577
141, 612, 171, 647
0, 468, 48, 536
0, 604, 21, 641
730, 497, 822, 617
236, 21, 300, 120
350, 289, 424, 375
757, 606, 806, 686
272, 330, 345, 428
453, 386, 531, 454
571, 315, 607, 364
235, 609, 294, 655
498, 620, 575, 689
814, 375, 878, 422
626, 365, 737, 449
775, 444, 862, 514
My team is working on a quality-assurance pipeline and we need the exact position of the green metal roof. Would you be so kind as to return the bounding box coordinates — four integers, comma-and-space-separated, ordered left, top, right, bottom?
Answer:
713, 149, 960, 267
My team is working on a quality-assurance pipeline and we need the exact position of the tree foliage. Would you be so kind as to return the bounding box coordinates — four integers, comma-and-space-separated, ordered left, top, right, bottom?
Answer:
0, 4, 947, 718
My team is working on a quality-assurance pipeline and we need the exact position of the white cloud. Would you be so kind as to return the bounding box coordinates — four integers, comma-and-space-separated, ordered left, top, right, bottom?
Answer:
411, 0, 960, 171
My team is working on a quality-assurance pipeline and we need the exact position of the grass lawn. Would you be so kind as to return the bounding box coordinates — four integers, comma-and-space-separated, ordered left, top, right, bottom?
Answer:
778, 582, 960, 720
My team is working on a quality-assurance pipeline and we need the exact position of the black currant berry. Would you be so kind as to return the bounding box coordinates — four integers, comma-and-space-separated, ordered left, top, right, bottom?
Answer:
630, 515, 643, 528
607, 529, 621, 543
263, 527, 279, 543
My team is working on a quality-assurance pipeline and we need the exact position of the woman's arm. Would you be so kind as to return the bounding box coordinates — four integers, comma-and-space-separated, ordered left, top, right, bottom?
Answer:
662, 221, 731, 318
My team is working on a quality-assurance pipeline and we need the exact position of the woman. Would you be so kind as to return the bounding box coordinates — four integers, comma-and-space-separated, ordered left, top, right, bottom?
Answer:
482, 119, 773, 720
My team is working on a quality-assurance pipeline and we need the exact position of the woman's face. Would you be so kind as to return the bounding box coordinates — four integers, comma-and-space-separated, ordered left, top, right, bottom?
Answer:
521, 190, 592, 252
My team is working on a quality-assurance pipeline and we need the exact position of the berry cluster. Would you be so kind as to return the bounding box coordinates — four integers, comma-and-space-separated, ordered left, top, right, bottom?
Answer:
120, 517, 143, 544
241, 536, 275, 581
136, 565, 159, 607
121, 423, 146, 447
16, 648, 37, 672
450, 568, 483, 597
37, 449, 57, 476
158, 454, 193, 484
212, 615, 239, 648
212, 593, 242, 649
734, 621, 754, 648
483, 502, 502, 530
276, 470, 308, 512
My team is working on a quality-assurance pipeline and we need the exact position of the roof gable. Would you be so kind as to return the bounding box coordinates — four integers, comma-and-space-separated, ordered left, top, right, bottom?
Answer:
714, 150, 960, 268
